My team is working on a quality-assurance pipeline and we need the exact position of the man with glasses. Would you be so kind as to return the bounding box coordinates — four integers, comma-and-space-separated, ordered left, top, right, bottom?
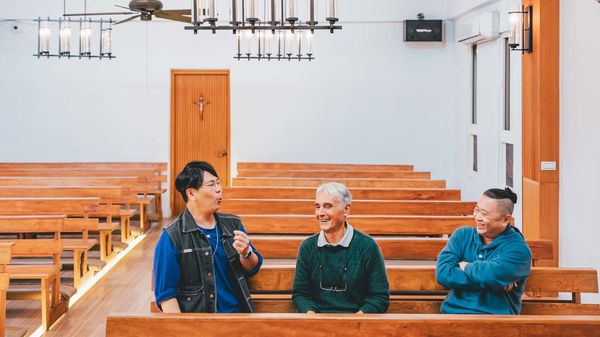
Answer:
436, 187, 531, 314
153, 161, 262, 313
292, 182, 389, 313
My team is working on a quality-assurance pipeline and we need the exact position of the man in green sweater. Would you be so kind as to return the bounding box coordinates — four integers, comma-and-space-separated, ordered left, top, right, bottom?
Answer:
292, 182, 390, 314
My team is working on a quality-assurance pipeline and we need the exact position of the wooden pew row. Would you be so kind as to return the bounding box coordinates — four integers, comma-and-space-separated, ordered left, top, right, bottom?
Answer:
233, 177, 445, 188
0, 199, 121, 262
238, 162, 414, 171
0, 243, 27, 337
223, 187, 461, 201
5, 239, 67, 331
0, 216, 98, 288
0, 187, 143, 240
251, 236, 554, 263
237, 169, 431, 179
220, 199, 476, 216
0, 178, 165, 224
0, 169, 162, 178
249, 265, 599, 300
239, 215, 474, 235
107, 313, 600, 337
0, 162, 167, 172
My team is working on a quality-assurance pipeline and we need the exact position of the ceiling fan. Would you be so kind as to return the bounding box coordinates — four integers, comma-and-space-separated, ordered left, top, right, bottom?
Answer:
64, 0, 191, 25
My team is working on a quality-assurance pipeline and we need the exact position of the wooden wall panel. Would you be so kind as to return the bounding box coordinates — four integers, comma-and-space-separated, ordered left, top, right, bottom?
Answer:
521, 0, 560, 266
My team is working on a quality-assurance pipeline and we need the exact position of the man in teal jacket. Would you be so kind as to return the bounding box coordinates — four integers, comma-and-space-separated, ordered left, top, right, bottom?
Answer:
436, 187, 532, 314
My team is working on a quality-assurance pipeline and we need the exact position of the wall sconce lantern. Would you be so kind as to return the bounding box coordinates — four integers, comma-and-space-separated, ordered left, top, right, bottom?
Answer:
508, 5, 532, 53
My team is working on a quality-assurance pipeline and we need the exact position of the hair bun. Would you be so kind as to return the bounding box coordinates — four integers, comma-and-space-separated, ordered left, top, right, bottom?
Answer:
505, 187, 518, 204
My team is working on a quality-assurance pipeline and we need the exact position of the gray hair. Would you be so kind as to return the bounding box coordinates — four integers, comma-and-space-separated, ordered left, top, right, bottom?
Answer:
316, 182, 352, 206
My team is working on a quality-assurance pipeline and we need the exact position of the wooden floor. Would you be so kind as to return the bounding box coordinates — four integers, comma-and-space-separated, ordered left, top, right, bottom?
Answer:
7, 219, 168, 337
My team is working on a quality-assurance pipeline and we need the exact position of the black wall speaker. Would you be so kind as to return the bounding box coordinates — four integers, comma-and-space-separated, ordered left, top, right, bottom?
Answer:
404, 20, 443, 42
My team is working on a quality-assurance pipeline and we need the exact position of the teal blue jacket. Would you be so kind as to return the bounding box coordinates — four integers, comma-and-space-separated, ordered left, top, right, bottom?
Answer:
436, 226, 532, 314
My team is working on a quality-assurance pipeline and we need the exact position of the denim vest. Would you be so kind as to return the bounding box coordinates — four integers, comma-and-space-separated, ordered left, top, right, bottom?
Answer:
164, 209, 255, 313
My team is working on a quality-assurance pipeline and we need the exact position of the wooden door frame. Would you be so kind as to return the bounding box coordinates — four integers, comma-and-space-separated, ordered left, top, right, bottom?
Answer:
169, 69, 231, 216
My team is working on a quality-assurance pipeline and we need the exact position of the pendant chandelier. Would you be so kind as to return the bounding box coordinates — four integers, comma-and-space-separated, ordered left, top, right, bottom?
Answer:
186, 0, 340, 34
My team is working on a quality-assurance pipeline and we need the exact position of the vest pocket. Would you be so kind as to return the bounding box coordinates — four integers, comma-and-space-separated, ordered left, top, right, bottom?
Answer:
177, 287, 206, 313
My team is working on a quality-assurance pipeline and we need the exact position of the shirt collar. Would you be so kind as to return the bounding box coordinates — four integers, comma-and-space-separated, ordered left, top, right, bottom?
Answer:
317, 222, 354, 247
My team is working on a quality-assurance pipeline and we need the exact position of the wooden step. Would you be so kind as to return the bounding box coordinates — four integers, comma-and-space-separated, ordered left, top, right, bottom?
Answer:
237, 162, 414, 171
237, 169, 431, 179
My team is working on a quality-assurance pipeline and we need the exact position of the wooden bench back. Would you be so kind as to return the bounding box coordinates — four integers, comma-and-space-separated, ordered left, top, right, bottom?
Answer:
0, 215, 65, 234
251, 236, 554, 261
249, 265, 599, 295
0, 198, 100, 216
0, 186, 131, 204
106, 313, 600, 337
0, 243, 11, 335
220, 199, 475, 216
0, 162, 167, 172
0, 239, 62, 258
237, 169, 431, 179
233, 177, 445, 188
0, 169, 161, 177
0, 176, 146, 187
223, 187, 461, 200
239, 215, 473, 235
238, 162, 414, 171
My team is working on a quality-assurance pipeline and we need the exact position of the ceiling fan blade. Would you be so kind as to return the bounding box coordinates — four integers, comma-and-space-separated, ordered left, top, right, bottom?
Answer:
63, 11, 133, 17
114, 14, 141, 25
154, 11, 191, 23
158, 9, 191, 15
115, 4, 131, 10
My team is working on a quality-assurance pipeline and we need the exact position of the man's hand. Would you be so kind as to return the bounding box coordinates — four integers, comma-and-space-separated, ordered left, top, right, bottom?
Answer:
459, 261, 469, 271
504, 282, 518, 292
233, 230, 251, 256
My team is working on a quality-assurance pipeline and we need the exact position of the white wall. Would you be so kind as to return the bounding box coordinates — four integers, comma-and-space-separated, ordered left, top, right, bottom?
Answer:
445, 0, 523, 225
559, 0, 600, 304
0, 0, 450, 216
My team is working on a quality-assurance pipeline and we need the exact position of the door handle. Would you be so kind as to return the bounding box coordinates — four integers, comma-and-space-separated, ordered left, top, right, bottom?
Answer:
217, 151, 228, 158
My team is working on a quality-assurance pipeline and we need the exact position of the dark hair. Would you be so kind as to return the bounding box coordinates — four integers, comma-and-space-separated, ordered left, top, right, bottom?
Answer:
483, 187, 517, 215
175, 161, 219, 203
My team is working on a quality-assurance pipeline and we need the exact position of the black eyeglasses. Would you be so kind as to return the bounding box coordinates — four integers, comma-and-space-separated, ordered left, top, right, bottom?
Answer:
318, 248, 349, 292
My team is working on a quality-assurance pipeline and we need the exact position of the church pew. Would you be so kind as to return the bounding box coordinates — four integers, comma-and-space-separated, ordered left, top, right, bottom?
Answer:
0, 216, 98, 288
0, 186, 141, 239
237, 162, 414, 171
249, 265, 599, 299
223, 187, 461, 200
0, 162, 167, 172
4, 239, 66, 331
233, 177, 445, 188
0, 243, 28, 337
250, 236, 554, 263
220, 199, 476, 216
107, 313, 600, 337
237, 169, 431, 179
0, 169, 162, 178
0, 182, 162, 229
239, 215, 473, 235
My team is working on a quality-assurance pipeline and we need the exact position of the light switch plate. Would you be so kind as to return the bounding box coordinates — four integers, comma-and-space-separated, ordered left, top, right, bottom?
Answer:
541, 161, 557, 171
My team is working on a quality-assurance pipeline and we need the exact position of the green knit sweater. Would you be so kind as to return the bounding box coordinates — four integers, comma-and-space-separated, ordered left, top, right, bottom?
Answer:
292, 229, 390, 313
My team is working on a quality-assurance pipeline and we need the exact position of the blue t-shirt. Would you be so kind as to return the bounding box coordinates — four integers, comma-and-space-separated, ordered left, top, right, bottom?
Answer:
153, 223, 262, 313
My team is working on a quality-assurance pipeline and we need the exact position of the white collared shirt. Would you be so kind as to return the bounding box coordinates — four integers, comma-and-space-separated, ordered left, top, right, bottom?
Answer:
317, 223, 354, 248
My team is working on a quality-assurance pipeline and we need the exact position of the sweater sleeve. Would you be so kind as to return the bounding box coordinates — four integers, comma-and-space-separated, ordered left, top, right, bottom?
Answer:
436, 228, 482, 290
358, 242, 390, 313
463, 244, 532, 291
292, 242, 319, 313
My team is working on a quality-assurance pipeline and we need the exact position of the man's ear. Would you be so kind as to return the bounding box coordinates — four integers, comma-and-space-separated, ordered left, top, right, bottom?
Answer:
186, 188, 196, 201
344, 203, 352, 216
504, 214, 514, 226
